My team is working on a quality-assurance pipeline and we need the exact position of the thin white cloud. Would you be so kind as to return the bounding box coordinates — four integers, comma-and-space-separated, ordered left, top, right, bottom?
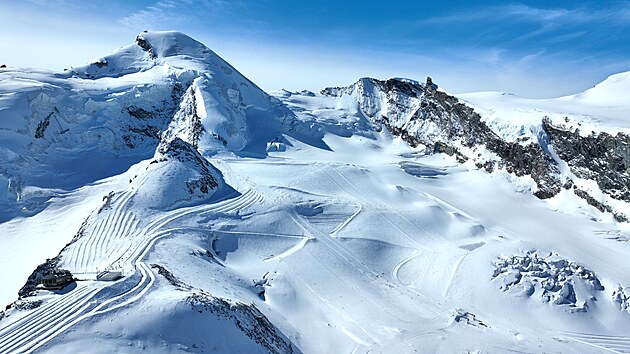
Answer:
118, 0, 233, 29
423, 2, 630, 25
119, 0, 191, 29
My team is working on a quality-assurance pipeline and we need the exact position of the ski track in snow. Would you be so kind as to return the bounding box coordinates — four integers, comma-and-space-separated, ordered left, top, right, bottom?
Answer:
553, 331, 630, 354
290, 198, 445, 324
330, 204, 362, 237
66, 190, 138, 274
0, 286, 100, 353
391, 251, 421, 284
0, 187, 265, 352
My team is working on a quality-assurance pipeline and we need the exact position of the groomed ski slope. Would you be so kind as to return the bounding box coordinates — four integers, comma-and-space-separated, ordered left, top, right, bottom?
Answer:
0, 181, 265, 352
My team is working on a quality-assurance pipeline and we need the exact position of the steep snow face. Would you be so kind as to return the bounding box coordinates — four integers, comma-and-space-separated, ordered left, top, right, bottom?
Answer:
106, 30, 297, 153
322, 78, 447, 143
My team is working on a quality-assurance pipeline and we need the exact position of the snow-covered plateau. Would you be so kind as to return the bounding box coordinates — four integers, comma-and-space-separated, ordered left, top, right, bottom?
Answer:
1, 31, 630, 353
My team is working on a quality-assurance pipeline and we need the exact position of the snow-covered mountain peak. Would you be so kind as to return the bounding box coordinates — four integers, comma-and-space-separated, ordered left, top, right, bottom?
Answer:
321, 76, 432, 99
134, 31, 209, 60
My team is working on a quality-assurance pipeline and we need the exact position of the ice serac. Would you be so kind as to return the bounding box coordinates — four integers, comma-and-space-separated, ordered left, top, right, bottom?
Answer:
322, 77, 562, 199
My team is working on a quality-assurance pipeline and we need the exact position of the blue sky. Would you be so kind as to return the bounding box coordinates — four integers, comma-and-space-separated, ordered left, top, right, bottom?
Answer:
1, 0, 630, 97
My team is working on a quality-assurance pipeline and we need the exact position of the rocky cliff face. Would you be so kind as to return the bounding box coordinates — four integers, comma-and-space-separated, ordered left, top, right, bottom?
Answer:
323, 77, 629, 221
543, 118, 630, 221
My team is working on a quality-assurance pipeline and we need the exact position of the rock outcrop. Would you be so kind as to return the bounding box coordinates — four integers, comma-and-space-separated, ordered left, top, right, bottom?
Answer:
543, 118, 630, 211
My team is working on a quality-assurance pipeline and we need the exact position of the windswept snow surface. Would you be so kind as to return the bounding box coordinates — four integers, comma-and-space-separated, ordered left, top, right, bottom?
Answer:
1, 32, 630, 353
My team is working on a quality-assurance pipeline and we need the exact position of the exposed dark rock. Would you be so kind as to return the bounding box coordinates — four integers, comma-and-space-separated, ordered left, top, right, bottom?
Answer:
135, 35, 156, 59
330, 77, 562, 199
186, 175, 217, 194
98, 191, 115, 213
34, 112, 52, 139
18, 257, 60, 298
453, 309, 487, 327
573, 188, 627, 222
14, 299, 42, 311
92, 60, 108, 68
187, 291, 296, 353
150, 264, 191, 290
426, 76, 438, 90
70, 215, 91, 244
163, 86, 206, 148
126, 106, 153, 119
157, 137, 219, 193
543, 118, 630, 203
120, 82, 191, 150
187, 91, 205, 148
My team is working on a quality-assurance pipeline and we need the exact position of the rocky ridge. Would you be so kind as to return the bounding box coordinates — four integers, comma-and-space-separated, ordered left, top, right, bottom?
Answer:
322, 77, 630, 221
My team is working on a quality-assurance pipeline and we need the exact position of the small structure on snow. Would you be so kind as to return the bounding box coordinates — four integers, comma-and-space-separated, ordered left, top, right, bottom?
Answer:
96, 270, 123, 281
41, 269, 74, 289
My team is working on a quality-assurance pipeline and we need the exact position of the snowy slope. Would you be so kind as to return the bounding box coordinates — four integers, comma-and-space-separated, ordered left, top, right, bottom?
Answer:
0, 32, 630, 354
460, 71, 630, 140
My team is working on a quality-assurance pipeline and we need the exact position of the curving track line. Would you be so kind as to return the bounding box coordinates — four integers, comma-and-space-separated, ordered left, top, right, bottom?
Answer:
330, 204, 362, 237
391, 251, 421, 285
